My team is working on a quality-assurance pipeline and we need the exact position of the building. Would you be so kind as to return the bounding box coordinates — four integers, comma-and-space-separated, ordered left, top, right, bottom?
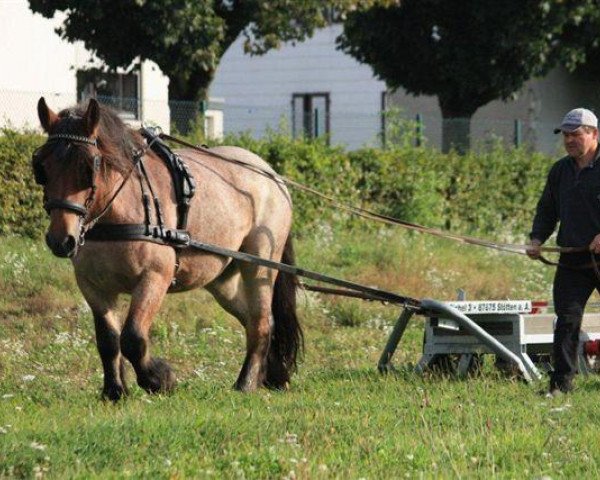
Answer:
0, 0, 170, 132
388, 67, 600, 155
210, 24, 386, 150
212, 21, 600, 155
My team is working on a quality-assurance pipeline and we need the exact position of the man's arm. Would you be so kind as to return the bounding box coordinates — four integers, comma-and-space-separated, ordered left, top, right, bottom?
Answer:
528, 166, 559, 257
526, 238, 542, 259
590, 234, 600, 254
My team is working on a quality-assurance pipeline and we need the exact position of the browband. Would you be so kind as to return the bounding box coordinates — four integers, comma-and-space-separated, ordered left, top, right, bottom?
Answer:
48, 133, 97, 146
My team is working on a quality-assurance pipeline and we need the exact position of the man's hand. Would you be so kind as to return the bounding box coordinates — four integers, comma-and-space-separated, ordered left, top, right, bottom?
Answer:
590, 234, 600, 254
526, 239, 542, 259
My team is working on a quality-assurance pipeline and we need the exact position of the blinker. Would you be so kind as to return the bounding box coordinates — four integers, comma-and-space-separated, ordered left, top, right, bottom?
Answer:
34, 163, 47, 186
31, 148, 47, 186
31, 139, 100, 187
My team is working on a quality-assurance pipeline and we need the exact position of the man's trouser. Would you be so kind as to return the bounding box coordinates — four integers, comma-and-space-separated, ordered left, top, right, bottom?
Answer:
552, 264, 600, 391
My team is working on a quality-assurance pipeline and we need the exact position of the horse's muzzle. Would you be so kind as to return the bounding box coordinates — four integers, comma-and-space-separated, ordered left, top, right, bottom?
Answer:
45, 233, 78, 258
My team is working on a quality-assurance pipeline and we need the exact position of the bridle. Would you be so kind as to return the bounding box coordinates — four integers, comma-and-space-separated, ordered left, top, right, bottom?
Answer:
33, 133, 100, 216
32, 132, 145, 246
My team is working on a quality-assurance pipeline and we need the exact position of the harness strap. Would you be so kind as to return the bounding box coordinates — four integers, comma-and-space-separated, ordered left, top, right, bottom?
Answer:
140, 127, 196, 230
47, 133, 97, 146
84, 223, 420, 308
85, 224, 191, 247
184, 237, 420, 308
138, 157, 166, 232
44, 198, 88, 216
136, 163, 153, 235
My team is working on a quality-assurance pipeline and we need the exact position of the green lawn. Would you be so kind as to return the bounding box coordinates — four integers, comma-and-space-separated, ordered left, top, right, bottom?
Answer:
1, 231, 599, 479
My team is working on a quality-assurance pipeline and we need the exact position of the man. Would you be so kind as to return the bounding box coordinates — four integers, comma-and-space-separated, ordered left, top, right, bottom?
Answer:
527, 107, 600, 397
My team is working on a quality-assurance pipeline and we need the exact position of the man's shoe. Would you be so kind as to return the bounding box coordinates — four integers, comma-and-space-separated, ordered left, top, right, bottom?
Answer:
544, 388, 564, 399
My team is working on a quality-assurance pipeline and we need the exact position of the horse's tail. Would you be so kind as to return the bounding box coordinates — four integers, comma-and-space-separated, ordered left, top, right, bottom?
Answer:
269, 233, 304, 385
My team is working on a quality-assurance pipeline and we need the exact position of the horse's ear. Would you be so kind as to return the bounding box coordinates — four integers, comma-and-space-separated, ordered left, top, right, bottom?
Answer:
37, 97, 59, 133
84, 98, 100, 137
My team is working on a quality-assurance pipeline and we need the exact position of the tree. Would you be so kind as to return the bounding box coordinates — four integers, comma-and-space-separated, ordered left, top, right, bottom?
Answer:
338, 0, 598, 152
573, 11, 600, 80
28, 0, 395, 103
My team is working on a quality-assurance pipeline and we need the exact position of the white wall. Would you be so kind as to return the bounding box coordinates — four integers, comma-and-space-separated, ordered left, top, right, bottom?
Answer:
210, 24, 386, 150
0, 0, 170, 131
389, 67, 600, 155
139, 61, 170, 131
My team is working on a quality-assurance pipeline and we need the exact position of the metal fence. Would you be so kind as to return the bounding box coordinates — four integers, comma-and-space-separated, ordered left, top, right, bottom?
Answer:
0, 89, 564, 154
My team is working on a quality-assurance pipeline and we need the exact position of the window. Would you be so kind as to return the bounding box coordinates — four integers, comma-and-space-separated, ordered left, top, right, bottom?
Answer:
77, 69, 140, 120
292, 93, 330, 142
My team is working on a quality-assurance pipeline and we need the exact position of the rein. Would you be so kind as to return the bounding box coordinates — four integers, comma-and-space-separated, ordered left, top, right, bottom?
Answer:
158, 133, 597, 269
34, 128, 600, 299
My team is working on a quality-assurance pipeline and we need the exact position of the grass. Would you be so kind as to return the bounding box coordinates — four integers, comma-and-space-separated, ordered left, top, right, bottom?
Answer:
1, 229, 600, 478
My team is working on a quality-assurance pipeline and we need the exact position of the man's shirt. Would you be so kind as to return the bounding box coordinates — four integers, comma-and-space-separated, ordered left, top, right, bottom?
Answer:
530, 146, 600, 248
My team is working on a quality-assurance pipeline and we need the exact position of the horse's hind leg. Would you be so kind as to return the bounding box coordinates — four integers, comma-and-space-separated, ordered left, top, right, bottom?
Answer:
76, 281, 127, 401
120, 274, 176, 394
206, 262, 275, 392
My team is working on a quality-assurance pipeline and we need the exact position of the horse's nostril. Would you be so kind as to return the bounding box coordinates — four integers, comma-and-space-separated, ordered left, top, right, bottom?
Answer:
45, 232, 58, 251
63, 235, 77, 257
45, 233, 77, 258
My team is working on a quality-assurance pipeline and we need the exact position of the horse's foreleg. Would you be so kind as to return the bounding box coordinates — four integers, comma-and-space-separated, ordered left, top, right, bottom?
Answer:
94, 310, 129, 401
120, 274, 176, 394
76, 280, 127, 401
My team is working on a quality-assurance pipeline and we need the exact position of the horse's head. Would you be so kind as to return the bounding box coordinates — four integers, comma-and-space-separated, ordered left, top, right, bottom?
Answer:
34, 97, 103, 258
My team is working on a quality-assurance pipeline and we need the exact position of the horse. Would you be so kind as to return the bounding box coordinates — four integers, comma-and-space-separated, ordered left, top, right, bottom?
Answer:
32, 97, 303, 401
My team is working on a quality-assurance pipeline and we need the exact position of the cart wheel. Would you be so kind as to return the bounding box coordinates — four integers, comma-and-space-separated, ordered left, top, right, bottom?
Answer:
494, 356, 521, 377
463, 354, 483, 377
427, 354, 459, 375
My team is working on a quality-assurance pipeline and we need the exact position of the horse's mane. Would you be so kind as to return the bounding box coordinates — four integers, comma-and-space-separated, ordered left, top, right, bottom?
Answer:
56, 102, 144, 174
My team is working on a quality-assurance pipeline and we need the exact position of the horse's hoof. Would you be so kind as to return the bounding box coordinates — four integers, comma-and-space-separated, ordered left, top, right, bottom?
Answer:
139, 357, 177, 394
233, 378, 260, 393
264, 364, 291, 390
264, 379, 290, 391
102, 384, 128, 402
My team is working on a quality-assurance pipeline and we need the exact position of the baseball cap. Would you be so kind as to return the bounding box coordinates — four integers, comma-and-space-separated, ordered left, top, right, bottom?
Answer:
554, 108, 598, 134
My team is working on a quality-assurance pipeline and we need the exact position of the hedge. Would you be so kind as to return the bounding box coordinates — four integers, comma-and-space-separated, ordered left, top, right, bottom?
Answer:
0, 129, 551, 241
0, 129, 45, 237
229, 131, 550, 241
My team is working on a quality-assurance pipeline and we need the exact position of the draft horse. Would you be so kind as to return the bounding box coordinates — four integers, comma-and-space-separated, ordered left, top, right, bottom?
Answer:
33, 97, 302, 400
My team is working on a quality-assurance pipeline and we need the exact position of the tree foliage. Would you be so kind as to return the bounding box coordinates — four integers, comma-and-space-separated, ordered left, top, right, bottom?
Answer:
29, 0, 396, 102
338, 0, 599, 150
572, 8, 600, 80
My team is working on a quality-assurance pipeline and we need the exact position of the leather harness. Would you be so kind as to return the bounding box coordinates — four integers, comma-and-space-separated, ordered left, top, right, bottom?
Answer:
33, 127, 197, 286
84, 127, 196, 247
31, 127, 600, 306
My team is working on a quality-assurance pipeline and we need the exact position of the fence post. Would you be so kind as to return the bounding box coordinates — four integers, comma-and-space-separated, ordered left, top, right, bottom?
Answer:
415, 113, 423, 147
514, 119, 522, 148
199, 100, 208, 137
